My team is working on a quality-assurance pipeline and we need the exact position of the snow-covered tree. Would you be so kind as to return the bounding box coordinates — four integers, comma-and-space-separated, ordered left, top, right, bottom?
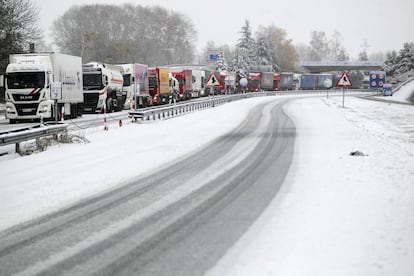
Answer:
255, 25, 296, 71
233, 20, 256, 73
254, 33, 272, 66
215, 50, 228, 72
385, 42, 414, 75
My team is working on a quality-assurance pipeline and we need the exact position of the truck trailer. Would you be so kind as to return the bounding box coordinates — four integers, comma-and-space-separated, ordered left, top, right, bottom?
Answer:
5, 53, 83, 122
117, 63, 150, 108
260, 72, 274, 91
169, 68, 192, 101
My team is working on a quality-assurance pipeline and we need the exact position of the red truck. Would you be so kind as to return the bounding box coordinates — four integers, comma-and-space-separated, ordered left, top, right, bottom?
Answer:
247, 72, 261, 92
273, 73, 281, 90
169, 67, 192, 101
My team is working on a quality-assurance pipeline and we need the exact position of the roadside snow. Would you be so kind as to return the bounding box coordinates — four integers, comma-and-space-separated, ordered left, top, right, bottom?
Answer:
376, 79, 414, 103
208, 96, 414, 276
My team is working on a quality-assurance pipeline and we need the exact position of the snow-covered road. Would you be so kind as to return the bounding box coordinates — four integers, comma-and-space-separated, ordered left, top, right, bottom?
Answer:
0, 82, 413, 275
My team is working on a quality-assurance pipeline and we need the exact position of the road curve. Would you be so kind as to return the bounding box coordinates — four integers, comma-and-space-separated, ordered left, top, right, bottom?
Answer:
0, 97, 295, 276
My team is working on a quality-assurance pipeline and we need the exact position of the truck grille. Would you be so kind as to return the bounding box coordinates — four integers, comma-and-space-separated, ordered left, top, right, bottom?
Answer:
83, 93, 99, 112
15, 103, 39, 116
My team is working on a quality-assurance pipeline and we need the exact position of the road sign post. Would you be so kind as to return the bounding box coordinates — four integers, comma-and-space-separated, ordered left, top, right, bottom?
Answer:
51, 82, 62, 123
336, 71, 352, 108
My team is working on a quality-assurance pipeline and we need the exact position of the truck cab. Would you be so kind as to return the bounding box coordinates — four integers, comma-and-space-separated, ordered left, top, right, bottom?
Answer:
5, 53, 83, 122
82, 62, 124, 113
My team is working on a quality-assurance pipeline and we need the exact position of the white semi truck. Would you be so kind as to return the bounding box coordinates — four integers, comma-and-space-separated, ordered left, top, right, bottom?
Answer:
5, 53, 83, 123
82, 62, 124, 113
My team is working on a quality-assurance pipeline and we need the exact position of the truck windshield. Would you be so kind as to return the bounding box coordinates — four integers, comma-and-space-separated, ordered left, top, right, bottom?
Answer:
123, 74, 131, 87
7, 72, 45, 89
83, 73, 103, 89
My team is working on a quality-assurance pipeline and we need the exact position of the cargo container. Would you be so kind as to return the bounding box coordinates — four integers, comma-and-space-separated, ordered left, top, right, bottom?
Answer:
300, 74, 317, 90
261, 72, 274, 91
317, 74, 334, 89
117, 63, 149, 108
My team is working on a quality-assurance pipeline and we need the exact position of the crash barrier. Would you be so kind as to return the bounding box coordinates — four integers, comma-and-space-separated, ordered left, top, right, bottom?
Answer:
0, 123, 68, 155
129, 90, 373, 121
128, 92, 275, 121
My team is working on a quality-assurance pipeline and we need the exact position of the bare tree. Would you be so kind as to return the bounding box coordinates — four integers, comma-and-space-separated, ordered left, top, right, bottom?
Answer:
309, 31, 330, 61
52, 4, 197, 65
0, 0, 41, 72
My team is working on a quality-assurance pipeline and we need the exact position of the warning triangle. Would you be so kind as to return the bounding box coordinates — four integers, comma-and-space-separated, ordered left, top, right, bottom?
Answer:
336, 71, 352, 87
206, 73, 221, 87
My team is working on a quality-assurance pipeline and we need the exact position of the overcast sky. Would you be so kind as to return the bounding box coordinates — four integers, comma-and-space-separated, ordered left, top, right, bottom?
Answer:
37, 0, 413, 59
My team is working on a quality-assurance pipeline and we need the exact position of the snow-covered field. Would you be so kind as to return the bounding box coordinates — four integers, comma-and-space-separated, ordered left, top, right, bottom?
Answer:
1, 82, 413, 275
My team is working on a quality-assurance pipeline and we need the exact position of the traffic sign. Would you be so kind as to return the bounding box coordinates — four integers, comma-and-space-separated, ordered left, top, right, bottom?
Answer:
209, 54, 219, 61
51, 82, 62, 100
336, 71, 352, 87
206, 73, 221, 87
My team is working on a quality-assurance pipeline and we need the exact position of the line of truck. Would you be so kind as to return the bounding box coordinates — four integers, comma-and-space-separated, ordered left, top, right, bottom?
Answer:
1, 52, 386, 123
2, 53, 235, 123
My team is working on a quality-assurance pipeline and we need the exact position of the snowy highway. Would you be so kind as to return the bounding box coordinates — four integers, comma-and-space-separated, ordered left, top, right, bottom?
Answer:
0, 85, 413, 275
0, 98, 295, 275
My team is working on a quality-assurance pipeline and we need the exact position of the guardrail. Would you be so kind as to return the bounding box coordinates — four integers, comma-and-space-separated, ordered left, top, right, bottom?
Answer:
0, 123, 68, 155
129, 90, 372, 121
129, 92, 276, 121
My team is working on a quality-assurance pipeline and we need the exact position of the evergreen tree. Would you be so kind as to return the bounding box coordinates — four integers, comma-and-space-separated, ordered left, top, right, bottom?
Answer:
255, 33, 272, 66
384, 43, 414, 75
215, 50, 228, 72
233, 20, 256, 73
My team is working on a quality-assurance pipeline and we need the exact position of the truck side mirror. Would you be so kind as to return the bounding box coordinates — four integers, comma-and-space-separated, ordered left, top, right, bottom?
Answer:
0, 75, 4, 88
104, 76, 108, 86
